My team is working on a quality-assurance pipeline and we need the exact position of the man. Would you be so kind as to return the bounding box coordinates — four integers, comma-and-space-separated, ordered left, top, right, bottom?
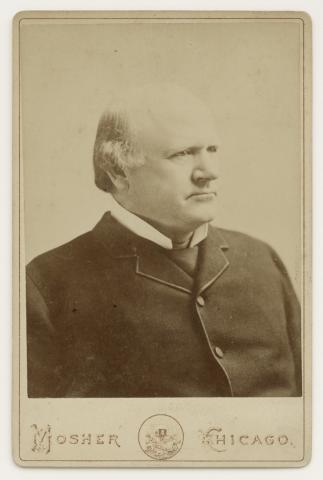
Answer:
27, 84, 302, 398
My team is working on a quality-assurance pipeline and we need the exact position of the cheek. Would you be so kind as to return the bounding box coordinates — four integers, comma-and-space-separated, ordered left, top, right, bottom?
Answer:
128, 163, 192, 206
151, 164, 193, 192
127, 174, 164, 209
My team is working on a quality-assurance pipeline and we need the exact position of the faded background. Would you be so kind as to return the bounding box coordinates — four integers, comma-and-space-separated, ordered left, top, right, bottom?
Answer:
21, 19, 303, 295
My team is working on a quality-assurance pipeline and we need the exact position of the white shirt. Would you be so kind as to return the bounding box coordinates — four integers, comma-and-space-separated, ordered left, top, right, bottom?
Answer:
108, 195, 208, 250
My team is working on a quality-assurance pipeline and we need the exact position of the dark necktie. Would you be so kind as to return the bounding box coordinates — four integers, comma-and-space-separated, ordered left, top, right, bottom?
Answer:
165, 246, 199, 278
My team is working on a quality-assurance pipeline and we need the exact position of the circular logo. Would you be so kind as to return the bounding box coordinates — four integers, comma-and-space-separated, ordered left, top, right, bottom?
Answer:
138, 414, 184, 460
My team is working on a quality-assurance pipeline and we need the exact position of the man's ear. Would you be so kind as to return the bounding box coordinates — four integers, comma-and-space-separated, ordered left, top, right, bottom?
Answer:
106, 165, 129, 192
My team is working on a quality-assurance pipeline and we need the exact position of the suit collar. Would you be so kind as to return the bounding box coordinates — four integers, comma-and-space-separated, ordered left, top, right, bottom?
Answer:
92, 212, 229, 294
108, 195, 208, 249
92, 212, 140, 258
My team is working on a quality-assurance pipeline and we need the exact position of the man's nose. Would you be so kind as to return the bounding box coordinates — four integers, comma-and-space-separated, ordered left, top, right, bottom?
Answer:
191, 150, 219, 184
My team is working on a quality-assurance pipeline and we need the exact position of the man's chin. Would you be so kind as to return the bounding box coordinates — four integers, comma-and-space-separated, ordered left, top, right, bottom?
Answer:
191, 205, 217, 221
185, 211, 217, 229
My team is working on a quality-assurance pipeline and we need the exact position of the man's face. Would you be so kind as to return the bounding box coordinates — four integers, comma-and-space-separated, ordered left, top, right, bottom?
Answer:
119, 93, 220, 235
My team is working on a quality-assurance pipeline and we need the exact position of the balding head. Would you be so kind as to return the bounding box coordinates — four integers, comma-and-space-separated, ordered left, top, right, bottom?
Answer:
93, 83, 217, 192
93, 83, 220, 238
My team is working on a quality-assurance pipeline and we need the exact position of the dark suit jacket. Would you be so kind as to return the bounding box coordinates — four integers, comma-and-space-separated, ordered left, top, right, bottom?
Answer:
26, 213, 302, 397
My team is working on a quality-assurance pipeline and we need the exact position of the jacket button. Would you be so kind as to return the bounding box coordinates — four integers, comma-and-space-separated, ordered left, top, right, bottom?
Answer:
214, 346, 224, 358
196, 296, 205, 307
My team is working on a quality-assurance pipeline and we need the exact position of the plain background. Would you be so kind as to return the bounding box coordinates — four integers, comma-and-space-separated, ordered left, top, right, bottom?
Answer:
21, 16, 302, 296
1, 0, 322, 479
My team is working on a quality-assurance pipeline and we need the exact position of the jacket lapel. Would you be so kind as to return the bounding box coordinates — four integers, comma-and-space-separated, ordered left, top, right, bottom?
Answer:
195, 227, 230, 295
92, 212, 193, 294
92, 213, 229, 295
135, 245, 193, 294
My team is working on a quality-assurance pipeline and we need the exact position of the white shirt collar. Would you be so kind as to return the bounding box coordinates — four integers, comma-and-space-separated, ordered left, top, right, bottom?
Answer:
108, 195, 208, 250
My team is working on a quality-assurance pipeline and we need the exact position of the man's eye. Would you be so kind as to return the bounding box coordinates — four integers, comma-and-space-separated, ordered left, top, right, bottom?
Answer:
174, 149, 191, 157
207, 145, 218, 153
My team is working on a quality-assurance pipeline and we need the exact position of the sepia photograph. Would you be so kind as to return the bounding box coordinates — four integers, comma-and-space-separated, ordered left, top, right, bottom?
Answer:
13, 10, 311, 467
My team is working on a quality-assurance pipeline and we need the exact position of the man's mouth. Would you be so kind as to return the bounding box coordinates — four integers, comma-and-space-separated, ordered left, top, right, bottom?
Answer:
188, 192, 217, 200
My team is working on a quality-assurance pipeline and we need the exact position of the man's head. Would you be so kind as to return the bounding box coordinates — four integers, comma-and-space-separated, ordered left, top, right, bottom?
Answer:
93, 83, 220, 237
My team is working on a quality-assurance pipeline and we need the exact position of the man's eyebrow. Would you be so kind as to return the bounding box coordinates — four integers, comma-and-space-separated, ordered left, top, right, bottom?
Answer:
165, 144, 218, 158
167, 145, 200, 156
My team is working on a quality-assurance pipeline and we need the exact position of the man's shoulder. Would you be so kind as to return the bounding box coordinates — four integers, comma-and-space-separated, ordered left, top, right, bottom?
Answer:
27, 212, 115, 271
26, 229, 103, 285
209, 225, 287, 273
26, 211, 132, 287
29, 230, 91, 261
210, 224, 273, 253
209, 225, 292, 278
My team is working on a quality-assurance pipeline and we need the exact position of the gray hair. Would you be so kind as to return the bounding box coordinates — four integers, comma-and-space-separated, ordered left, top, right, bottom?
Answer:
93, 110, 145, 193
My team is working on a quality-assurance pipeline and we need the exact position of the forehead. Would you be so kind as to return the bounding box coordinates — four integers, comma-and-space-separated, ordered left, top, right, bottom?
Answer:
124, 86, 219, 156
139, 111, 218, 157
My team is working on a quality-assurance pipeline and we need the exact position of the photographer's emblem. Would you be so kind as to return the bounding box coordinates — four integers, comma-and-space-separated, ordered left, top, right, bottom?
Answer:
138, 414, 184, 460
